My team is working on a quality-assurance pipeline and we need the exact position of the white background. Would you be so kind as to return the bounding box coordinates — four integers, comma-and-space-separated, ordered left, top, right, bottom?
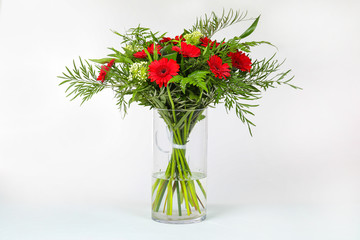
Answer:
0, 0, 359, 239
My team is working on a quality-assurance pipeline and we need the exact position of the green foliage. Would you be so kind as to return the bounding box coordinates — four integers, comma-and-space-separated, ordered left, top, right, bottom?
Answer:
190, 9, 248, 38
112, 26, 164, 48
184, 71, 209, 92
237, 41, 276, 53
224, 94, 257, 135
58, 58, 104, 105
170, 71, 209, 93
246, 55, 300, 90
239, 16, 260, 39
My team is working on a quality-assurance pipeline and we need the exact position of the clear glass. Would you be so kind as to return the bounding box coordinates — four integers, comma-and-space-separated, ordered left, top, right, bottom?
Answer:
152, 108, 207, 224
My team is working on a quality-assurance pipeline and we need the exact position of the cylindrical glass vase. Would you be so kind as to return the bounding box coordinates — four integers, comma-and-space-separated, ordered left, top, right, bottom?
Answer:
152, 108, 207, 224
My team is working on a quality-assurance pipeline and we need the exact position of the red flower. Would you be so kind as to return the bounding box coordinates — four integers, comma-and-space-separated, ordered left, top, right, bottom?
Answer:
207, 55, 230, 79
97, 59, 115, 82
173, 35, 186, 42
133, 44, 162, 58
133, 51, 147, 58
148, 58, 180, 88
200, 37, 210, 46
228, 50, 252, 72
148, 43, 162, 54
172, 42, 201, 58
160, 37, 172, 43
200, 37, 220, 48
212, 41, 220, 48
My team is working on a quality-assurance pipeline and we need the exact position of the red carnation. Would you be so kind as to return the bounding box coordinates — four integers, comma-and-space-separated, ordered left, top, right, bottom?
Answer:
133, 51, 147, 58
173, 35, 186, 42
148, 58, 180, 88
97, 59, 115, 82
200, 37, 220, 48
172, 42, 201, 58
148, 43, 162, 55
228, 50, 252, 72
207, 55, 230, 79
160, 37, 172, 43
133, 44, 162, 58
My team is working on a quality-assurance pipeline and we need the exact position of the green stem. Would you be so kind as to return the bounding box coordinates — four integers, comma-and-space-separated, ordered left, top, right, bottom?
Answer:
154, 180, 168, 212
166, 181, 172, 214
196, 179, 207, 199
175, 180, 182, 216
196, 193, 205, 209
175, 147, 201, 213
166, 153, 177, 215
167, 87, 177, 123
189, 180, 201, 213
185, 111, 195, 140
174, 149, 191, 215
153, 153, 174, 211
152, 179, 160, 196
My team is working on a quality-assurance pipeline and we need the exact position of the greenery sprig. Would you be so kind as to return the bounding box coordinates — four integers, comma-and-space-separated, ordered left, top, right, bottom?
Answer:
191, 9, 248, 38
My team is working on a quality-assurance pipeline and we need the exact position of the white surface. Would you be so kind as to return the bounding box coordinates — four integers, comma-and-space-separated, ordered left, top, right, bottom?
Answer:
1, 203, 359, 240
0, 0, 360, 239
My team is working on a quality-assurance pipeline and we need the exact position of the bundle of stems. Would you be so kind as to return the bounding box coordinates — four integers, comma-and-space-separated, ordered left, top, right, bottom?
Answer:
152, 105, 206, 216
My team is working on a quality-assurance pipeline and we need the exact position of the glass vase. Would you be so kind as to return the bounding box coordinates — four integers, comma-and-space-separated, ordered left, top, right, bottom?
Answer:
152, 108, 207, 224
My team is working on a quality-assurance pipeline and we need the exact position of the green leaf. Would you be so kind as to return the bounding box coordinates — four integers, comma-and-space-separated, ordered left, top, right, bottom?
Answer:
188, 90, 198, 100
120, 56, 134, 64
89, 58, 114, 64
195, 114, 206, 123
162, 52, 178, 61
150, 31, 160, 43
239, 15, 260, 39
173, 111, 192, 129
160, 44, 173, 55
143, 48, 153, 62
89, 57, 133, 65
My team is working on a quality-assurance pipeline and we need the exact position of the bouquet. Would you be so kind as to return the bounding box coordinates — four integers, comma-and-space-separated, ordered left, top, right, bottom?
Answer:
59, 9, 298, 222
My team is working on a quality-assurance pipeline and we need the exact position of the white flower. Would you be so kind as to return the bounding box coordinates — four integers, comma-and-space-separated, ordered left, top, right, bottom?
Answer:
124, 44, 143, 52
184, 31, 203, 45
129, 62, 148, 82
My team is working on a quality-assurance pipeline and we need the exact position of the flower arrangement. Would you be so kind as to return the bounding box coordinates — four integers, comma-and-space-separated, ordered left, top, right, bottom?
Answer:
59, 9, 298, 222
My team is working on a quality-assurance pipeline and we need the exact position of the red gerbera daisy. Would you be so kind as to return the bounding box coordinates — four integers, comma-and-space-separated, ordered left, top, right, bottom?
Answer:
133, 44, 162, 58
172, 42, 201, 58
200, 37, 220, 48
97, 59, 115, 82
228, 50, 252, 72
148, 58, 180, 88
207, 55, 230, 79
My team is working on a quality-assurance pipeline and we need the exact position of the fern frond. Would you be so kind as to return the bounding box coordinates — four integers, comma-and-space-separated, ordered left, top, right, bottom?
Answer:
179, 71, 209, 93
